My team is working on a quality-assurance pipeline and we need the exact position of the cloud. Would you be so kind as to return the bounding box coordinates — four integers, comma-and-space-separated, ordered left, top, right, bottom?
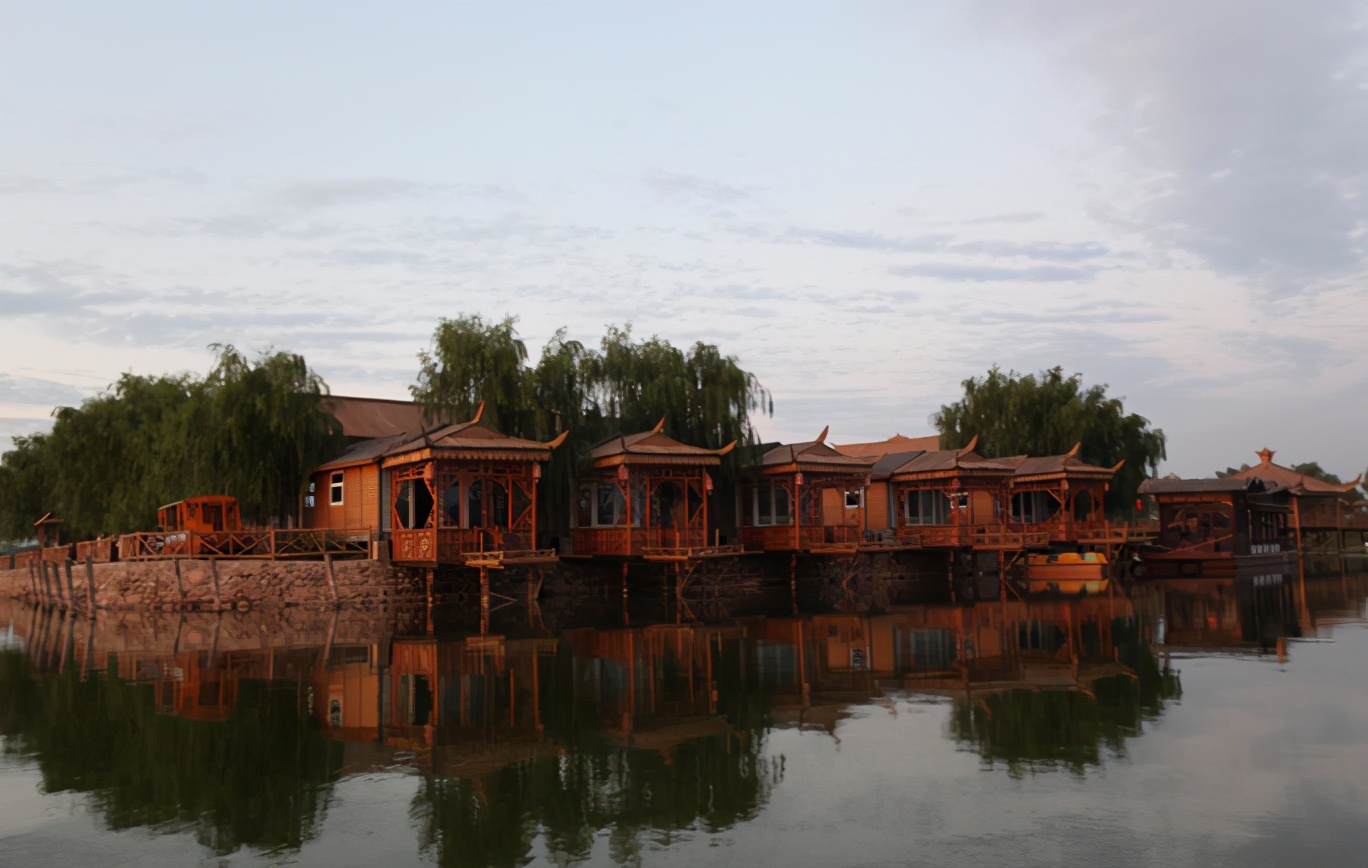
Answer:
0, 262, 122, 314
0, 375, 87, 406
891, 262, 1100, 282
784, 226, 950, 253
1000, 2, 1368, 291
947, 240, 1110, 261
274, 178, 425, 208
0, 167, 207, 196
643, 171, 756, 203
961, 211, 1045, 226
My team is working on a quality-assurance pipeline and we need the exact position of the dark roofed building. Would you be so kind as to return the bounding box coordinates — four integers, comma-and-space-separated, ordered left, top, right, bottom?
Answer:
741, 427, 875, 553
321, 395, 427, 441
573, 421, 735, 559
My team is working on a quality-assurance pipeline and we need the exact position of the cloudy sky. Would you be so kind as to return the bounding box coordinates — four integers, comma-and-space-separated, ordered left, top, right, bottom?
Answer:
2, 1, 1365, 479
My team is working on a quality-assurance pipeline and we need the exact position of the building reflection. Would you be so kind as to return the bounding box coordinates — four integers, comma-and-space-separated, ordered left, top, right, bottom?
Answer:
3, 573, 1363, 863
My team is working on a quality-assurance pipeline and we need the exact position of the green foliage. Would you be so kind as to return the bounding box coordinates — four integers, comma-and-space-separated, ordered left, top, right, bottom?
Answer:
949, 630, 1181, 778
0, 346, 341, 540
412, 314, 533, 432
412, 639, 779, 868
0, 652, 341, 856
410, 316, 771, 541
932, 366, 1166, 516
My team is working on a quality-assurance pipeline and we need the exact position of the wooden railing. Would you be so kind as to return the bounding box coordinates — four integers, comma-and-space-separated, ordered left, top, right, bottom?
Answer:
740, 524, 863, 552
117, 528, 371, 561
571, 526, 709, 557
392, 526, 537, 564
74, 538, 117, 563
271, 528, 371, 558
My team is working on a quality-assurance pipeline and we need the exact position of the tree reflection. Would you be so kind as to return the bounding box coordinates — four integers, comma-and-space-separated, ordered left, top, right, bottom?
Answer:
949, 620, 1181, 777
410, 638, 781, 868
0, 651, 341, 855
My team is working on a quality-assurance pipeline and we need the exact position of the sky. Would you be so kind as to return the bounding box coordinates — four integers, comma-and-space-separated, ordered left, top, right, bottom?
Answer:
1, 1, 1365, 481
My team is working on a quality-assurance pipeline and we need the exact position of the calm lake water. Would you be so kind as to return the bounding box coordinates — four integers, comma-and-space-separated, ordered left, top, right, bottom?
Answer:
2, 570, 1366, 868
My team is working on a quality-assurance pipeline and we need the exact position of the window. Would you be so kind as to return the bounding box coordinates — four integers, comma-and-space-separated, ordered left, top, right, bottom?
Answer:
580, 482, 643, 527
751, 483, 792, 526
904, 490, 951, 525
330, 472, 344, 506
844, 489, 863, 509
1011, 491, 1057, 524
304, 495, 316, 508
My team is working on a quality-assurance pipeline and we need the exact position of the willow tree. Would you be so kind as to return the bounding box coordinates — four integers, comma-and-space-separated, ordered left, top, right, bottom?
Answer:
933, 366, 1165, 516
179, 345, 342, 526
0, 345, 339, 539
411, 314, 533, 432
408, 316, 771, 544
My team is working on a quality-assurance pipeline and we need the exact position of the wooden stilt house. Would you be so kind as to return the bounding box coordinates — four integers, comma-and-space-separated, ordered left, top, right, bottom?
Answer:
383, 407, 568, 566
875, 437, 1044, 549
1000, 444, 1126, 546
740, 427, 874, 553
302, 403, 567, 566
1227, 449, 1365, 553
1137, 477, 1296, 579
572, 420, 734, 558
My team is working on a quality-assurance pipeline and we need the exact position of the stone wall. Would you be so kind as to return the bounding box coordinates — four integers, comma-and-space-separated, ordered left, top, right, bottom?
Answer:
0, 557, 423, 614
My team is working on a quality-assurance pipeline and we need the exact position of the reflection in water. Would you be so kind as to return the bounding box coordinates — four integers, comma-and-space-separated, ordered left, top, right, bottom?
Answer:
0, 651, 339, 855
1, 569, 1365, 865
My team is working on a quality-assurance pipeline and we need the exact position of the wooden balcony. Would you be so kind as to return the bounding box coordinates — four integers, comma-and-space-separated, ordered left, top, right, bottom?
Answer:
894, 524, 1050, 550
116, 528, 373, 561
74, 538, 116, 563
571, 526, 713, 559
741, 524, 863, 553
392, 527, 542, 565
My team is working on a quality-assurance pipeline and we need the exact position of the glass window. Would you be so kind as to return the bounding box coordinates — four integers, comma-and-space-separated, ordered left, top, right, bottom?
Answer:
330, 472, 344, 506
752, 484, 792, 526
905, 490, 951, 525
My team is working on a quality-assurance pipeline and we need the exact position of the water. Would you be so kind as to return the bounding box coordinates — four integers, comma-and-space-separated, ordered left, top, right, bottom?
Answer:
1, 571, 1366, 868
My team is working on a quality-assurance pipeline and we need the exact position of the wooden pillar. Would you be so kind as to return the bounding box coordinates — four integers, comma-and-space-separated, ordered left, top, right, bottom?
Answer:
480, 566, 490, 635
85, 555, 97, 614
999, 551, 1006, 602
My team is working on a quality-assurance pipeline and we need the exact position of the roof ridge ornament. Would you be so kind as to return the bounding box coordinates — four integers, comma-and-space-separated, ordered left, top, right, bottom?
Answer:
1066, 441, 1082, 458
1257, 447, 1274, 464
652, 416, 665, 434
816, 425, 829, 444
470, 401, 485, 425
956, 434, 979, 456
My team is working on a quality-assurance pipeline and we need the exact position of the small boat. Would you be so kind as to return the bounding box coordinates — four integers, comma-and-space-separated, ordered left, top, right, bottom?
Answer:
1020, 551, 1109, 595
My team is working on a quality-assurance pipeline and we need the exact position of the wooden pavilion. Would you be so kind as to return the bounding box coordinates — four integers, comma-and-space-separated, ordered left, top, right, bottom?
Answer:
740, 427, 874, 554
1000, 444, 1126, 546
876, 437, 1041, 550
1137, 477, 1295, 579
571, 420, 734, 559
1227, 449, 1365, 560
382, 406, 568, 566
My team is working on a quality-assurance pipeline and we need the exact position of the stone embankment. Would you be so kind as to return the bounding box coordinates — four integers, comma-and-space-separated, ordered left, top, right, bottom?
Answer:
0, 557, 423, 614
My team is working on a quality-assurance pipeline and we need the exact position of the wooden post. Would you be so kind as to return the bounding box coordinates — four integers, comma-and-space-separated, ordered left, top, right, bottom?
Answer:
324, 553, 339, 604
85, 555, 97, 613
63, 560, 75, 612
174, 559, 186, 607
210, 558, 223, 610
479, 566, 490, 636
